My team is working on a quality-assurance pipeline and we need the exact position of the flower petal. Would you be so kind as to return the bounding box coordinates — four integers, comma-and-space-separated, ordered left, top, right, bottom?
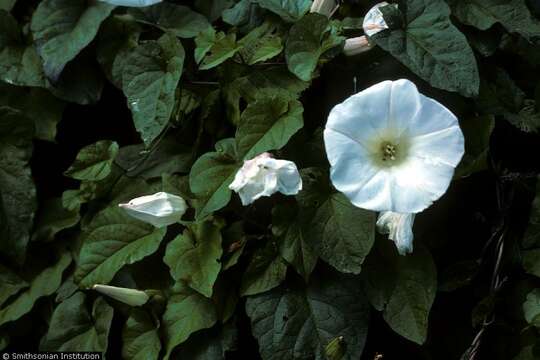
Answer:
376, 211, 415, 255
326, 80, 393, 146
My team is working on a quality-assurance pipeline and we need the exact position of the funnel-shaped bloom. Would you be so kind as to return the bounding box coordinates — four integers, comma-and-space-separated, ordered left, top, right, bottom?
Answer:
92, 284, 149, 306
377, 212, 415, 255
324, 79, 464, 213
119, 192, 187, 228
229, 153, 302, 205
363, 2, 391, 37
98, 0, 162, 7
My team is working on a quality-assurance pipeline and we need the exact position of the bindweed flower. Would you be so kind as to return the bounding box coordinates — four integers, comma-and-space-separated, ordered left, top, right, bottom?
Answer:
229, 153, 302, 205
118, 192, 187, 228
92, 284, 149, 306
376, 212, 415, 255
363, 2, 391, 37
324, 79, 464, 214
98, 0, 162, 7
310, 0, 337, 17
343, 36, 373, 56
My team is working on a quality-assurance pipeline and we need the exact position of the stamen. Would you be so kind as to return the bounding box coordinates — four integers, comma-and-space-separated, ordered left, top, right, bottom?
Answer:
381, 142, 397, 162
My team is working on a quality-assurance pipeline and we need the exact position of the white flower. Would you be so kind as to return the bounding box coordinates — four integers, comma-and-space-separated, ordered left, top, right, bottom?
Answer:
118, 192, 187, 228
363, 2, 392, 37
343, 36, 373, 56
98, 0, 162, 7
310, 0, 337, 17
324, 79, 464, 213
92, 284, 149, 306
376, 212, 415, 255
229, 153, 302, 205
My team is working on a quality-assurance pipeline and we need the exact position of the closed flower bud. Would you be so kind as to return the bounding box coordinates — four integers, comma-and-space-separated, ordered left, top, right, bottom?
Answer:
98, 0, 162, 6
229, 153, 302, 205
343, 36, 373, 56
310, 0, 337, 17
92, 284, 149, 306
118, 192, 187, 228
363, 2, 391, 37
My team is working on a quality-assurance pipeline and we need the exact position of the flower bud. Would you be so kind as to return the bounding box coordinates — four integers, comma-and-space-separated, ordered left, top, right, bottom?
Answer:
343, 36, 373, 56
98, 0, 162, 6
310, 0, 337, 17
229, 153, 302, 205
92, 284, 149, 306
376, 212, 416, 255
119, 192, 187, 228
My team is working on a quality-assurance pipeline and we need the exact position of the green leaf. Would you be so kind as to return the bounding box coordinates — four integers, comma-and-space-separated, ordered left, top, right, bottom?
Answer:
174, 323, 238, 360
189, 138, 240, 220
128, 3, 211, 38
236, 93, 304, 160
272, 203, 318, 281
0, 251, 71, 326
222, 0, 253, 26
96, 16, 141, 88
523, 249, 540, 278
297, 169, 375, 274
450, 0, 540, 40
199, 32, 242, 70
0, 0, 16, 11
238, 22, 283, 65
454, 115, 495, 178
32, 197, 80, 242
524, 289, 540, 328
30, 0, 115, 81
0, 10, 46, 87
0, 263, 28, 307
245, 270, 370, 360
123, 309, 161, 360
372, 0, 480, 97
524, 179, 540, 249
0, 106, 36, 263
0, 83, 66, 142
240, 239, 288, 296
195, 0, 236, 22
122, 33, 185, 145
162, 284, 218, 359
362, 241, 437, 344
285, 13, 344, 81
254, 0, 311, 22
164, 220, 223, 298
40, 292, 114, 353
64, 140, 119, 181
476, 67, 540, 133
74, 206, 167, 288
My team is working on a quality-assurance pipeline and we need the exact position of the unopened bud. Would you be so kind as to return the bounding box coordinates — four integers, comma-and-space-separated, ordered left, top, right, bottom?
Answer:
310, 0, 337, 17
343, 36, 373, 56
119, 192, 187, 228
92, 284, 149, 306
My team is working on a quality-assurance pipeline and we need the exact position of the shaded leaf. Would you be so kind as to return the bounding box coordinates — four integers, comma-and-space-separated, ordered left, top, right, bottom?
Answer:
164, 220, 223, 298
123, 309, 161, 360
64, 140, 119, 181
30, 0, 115, 81
246, 269, 370, 360
254, 0, 311, 22
32, 197, 80, 242
0, 263, 28, 307
40, 292, 114, 353
74, 206, 167, 288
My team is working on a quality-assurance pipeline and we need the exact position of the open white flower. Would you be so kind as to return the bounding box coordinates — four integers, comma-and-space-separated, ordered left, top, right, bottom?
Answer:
119, 192, 187, 228
363, 2, 391, 37
98, 0, 162, 7
229, 153, 302, 205
376, 212, 415, 255
324, 79, 464, 213
92, 284, 149, 306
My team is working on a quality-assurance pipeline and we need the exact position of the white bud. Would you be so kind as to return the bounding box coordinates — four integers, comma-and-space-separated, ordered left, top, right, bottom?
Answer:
92, 284, 149, 306
98, 0, 162, 6
229, 153, 302, 206
119, 192, 187, 228
376, 212, 416, 255
343, 36, 373, 56
310, 0, 337, 17
363, 2, 391, 37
